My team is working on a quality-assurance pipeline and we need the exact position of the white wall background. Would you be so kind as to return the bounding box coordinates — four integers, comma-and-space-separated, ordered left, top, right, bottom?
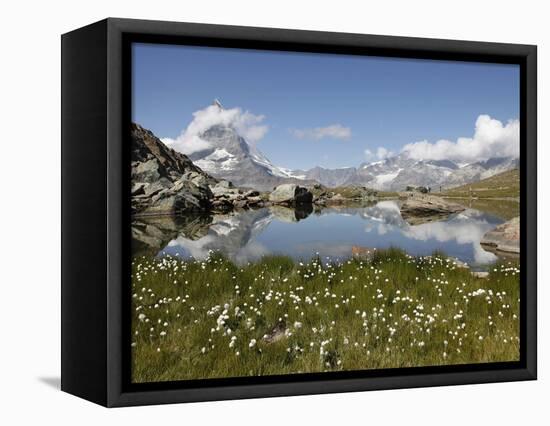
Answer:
0, 0, 546, 424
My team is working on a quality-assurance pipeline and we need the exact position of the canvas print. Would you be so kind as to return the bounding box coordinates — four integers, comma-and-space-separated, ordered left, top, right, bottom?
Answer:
130, 44, 520, 383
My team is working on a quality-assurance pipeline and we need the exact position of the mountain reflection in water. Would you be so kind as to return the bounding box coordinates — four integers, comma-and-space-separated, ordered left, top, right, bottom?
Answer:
131, 200, 506, 268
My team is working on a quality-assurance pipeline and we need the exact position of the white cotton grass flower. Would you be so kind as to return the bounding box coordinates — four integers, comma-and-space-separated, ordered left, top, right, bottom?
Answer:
249, 339, 257, 348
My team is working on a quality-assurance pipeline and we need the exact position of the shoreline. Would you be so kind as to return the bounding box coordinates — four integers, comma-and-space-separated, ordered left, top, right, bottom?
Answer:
442, 196, 519, 202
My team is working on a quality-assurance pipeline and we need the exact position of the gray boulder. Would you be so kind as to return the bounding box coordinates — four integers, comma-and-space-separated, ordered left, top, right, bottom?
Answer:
144, 181, 212, 215
210, 181, 241, 198
481, 217, 520, 254
400, 196, 465, 225
269, 184, 313, 206
208, 181, 267, 211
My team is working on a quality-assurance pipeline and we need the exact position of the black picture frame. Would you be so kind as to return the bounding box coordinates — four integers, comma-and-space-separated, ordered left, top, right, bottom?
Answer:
61, 17, 537, 407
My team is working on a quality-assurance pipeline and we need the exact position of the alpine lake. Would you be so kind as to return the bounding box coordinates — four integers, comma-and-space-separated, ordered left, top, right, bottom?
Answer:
131, 197, 519, 271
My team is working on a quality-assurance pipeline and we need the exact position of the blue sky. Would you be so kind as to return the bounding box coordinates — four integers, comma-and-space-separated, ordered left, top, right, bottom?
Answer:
132, 43, 519, 170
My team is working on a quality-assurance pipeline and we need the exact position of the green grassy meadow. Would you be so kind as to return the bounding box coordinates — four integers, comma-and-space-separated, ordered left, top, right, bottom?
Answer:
131, 250, 520, 383
442, 169, 519, 199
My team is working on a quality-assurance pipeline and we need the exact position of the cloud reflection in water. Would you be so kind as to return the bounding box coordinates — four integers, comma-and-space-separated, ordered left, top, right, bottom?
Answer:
137, 201, 504, 267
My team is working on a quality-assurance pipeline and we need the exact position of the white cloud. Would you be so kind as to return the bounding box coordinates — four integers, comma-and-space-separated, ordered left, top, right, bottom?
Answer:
401, 115, 519, 163
364, 146, 394, 162
291, 124, 351, 141
403, 214, 498, 264
376, 147, 393, 159
162, 103, 268, 155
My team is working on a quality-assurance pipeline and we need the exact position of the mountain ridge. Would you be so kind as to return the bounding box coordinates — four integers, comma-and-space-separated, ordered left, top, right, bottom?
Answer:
168, 100, 519, 192
286, 153, 518, 191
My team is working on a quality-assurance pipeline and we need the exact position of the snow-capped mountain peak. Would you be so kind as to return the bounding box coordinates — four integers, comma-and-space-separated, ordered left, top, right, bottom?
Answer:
189, 118, 313, 190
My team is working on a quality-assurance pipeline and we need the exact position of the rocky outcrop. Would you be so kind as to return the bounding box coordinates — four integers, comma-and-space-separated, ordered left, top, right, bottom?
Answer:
131, 123, 216, 215
309, 184, 378, 206
132, 123, 272, 216
400, 196, 466, 225
269, 184, 313, 206
481, 217, 520, 254
209, 180, 266, 212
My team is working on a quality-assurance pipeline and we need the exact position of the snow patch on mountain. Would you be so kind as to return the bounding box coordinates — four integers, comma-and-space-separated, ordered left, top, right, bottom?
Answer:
278, 167, 307, 180
195, 148, 239, 172
374, 170, 402, 187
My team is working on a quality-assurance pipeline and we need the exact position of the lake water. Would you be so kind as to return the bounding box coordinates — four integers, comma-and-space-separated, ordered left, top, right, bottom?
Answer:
132, 200, 515, 269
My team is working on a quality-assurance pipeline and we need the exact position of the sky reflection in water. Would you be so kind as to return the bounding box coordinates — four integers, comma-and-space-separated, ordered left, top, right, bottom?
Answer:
157, 200, 505, 268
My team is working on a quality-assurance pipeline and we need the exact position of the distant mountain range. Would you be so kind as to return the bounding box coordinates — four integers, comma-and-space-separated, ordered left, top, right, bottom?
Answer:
291, 155, 519, 191
177, 101, 519, 192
